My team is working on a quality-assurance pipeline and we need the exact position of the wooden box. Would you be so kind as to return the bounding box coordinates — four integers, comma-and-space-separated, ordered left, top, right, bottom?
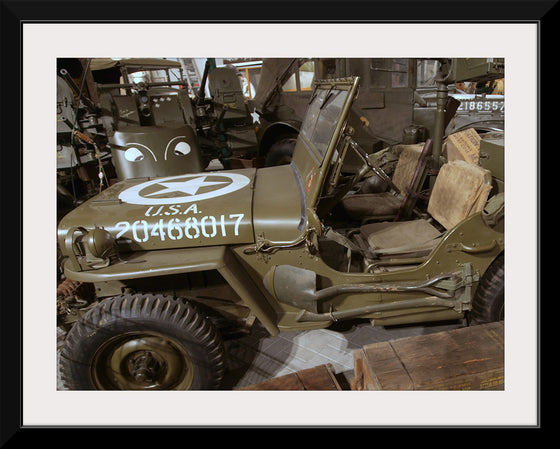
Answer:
239, 363, 342, 391
444, 128, 481, 164
351, 321, 504, 390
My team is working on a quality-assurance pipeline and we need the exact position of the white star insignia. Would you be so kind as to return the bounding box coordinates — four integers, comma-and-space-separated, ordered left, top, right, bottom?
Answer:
145, 176, 229, 197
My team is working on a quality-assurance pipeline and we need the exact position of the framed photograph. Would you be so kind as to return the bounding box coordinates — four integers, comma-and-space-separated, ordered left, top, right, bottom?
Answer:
2, 0, 548, 438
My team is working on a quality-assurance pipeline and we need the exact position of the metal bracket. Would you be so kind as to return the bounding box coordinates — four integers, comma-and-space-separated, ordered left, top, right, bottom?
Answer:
446, 239, 501, 254
243, 228, 316, 256
441, 263, 478, 312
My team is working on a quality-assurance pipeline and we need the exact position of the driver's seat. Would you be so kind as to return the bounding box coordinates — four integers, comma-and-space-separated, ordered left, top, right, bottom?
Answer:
340, 141, 430, 222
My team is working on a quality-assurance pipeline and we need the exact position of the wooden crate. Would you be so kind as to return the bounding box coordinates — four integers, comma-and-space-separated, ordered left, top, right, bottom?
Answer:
351, 321, 504, 391
239, 364, 342, 391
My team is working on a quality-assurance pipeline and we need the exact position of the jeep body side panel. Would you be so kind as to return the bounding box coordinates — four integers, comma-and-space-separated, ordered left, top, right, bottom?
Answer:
234, 211, 503, 331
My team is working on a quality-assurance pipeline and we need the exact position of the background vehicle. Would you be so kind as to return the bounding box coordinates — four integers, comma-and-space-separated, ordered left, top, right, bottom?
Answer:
253, 57, 504, 169
56, 58, 263, 219
414, 58, 504, 136
94, 58, 262, 173
57, 70, 504, 390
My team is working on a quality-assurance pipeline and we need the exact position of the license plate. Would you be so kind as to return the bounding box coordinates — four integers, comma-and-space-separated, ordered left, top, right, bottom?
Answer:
456, 99, 504, 113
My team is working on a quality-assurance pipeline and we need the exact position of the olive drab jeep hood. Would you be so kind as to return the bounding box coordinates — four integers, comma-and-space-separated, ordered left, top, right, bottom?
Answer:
58, 168, 256, 253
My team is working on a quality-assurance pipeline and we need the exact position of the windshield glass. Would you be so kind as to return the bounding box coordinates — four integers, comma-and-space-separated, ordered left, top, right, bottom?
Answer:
291, 78, 359, 212
300, 87, 349, 160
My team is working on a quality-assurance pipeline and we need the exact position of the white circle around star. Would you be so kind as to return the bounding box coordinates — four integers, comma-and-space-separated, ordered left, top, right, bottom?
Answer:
118, 173, 251, 205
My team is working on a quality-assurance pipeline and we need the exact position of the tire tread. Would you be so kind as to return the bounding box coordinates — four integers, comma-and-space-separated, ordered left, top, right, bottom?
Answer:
469, 253, 505, 325
60, 293, 225, 390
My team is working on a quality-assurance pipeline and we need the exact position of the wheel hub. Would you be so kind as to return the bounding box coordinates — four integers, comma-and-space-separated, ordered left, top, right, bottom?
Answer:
92, 332, 194, 390
126, 350, 164, 384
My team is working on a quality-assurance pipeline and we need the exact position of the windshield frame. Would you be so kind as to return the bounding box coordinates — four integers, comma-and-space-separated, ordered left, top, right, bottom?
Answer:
291, 77, 360, 211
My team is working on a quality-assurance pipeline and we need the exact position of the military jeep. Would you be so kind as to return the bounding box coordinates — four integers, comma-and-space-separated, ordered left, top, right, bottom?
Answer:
58, 76, 504, 390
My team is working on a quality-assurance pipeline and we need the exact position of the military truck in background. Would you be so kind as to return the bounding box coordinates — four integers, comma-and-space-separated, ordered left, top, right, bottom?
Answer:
57, 64, 505, 390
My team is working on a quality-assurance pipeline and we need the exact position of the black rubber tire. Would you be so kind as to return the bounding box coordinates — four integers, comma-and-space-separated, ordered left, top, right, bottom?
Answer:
264, 137, 297, 167
469, 253, 505, 325
60, 293, 225, 390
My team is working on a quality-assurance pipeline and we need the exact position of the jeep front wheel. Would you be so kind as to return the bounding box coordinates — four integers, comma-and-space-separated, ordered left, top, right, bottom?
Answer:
60, 293, 225, 390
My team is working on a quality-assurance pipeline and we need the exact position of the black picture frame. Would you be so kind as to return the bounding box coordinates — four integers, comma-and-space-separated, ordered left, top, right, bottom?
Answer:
2, 0, 550, 442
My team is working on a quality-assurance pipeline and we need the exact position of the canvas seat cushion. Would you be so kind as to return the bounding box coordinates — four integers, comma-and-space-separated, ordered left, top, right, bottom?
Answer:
360, 219, 442, 257
391, 143, 425, 193
341, 192, 401, 220
427, 160, 492, 230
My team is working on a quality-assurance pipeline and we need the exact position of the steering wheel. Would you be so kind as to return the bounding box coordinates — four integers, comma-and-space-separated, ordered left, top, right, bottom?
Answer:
347, 138, 400, 194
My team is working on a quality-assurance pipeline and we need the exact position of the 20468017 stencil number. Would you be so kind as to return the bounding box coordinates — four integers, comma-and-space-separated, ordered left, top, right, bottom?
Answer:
115, 213, 244, 243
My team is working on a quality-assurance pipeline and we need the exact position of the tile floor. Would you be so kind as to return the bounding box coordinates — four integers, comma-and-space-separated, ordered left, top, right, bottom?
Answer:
220, 318, 466, 389
58, 318, 466, 390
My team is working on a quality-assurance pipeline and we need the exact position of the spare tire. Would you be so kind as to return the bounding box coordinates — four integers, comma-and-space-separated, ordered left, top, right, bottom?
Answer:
265, 137, 297, 167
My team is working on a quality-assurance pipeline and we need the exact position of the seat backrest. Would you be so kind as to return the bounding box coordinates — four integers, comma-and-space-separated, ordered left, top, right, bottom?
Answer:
391, 143, 425, 193
427, 160, 493, 229
340, 142, 429, 221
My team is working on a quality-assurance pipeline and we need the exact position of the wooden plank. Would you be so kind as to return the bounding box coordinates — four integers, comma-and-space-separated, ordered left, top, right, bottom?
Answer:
296, 363, 342, 390
240, 372, 306, 391
352, 321, 504, 390
239, 364, 342, 391
352, 342, 414, 390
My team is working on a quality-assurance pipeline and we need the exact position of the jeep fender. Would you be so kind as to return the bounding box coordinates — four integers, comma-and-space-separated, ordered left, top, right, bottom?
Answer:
62, 245, 280, 336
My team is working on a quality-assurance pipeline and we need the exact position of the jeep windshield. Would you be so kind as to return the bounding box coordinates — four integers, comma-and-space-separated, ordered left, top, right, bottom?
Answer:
291, 77, 360, 208
300, 88, 347, 158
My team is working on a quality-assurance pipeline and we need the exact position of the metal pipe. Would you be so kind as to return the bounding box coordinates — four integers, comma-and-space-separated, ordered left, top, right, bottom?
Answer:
431, 73, 448, 171
59, 68, 81, 96
312, 272, 455, 303
365, 257, 428, 272
59, 115, 75, 131
96, 81, 186, 90
196, 60, 211, 105
295, 296, 457, 323
59, 68, 97, 113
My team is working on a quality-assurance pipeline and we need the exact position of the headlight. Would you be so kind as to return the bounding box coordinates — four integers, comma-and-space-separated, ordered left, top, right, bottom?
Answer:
65, 226, 117, 271
86, 227, 116, 259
